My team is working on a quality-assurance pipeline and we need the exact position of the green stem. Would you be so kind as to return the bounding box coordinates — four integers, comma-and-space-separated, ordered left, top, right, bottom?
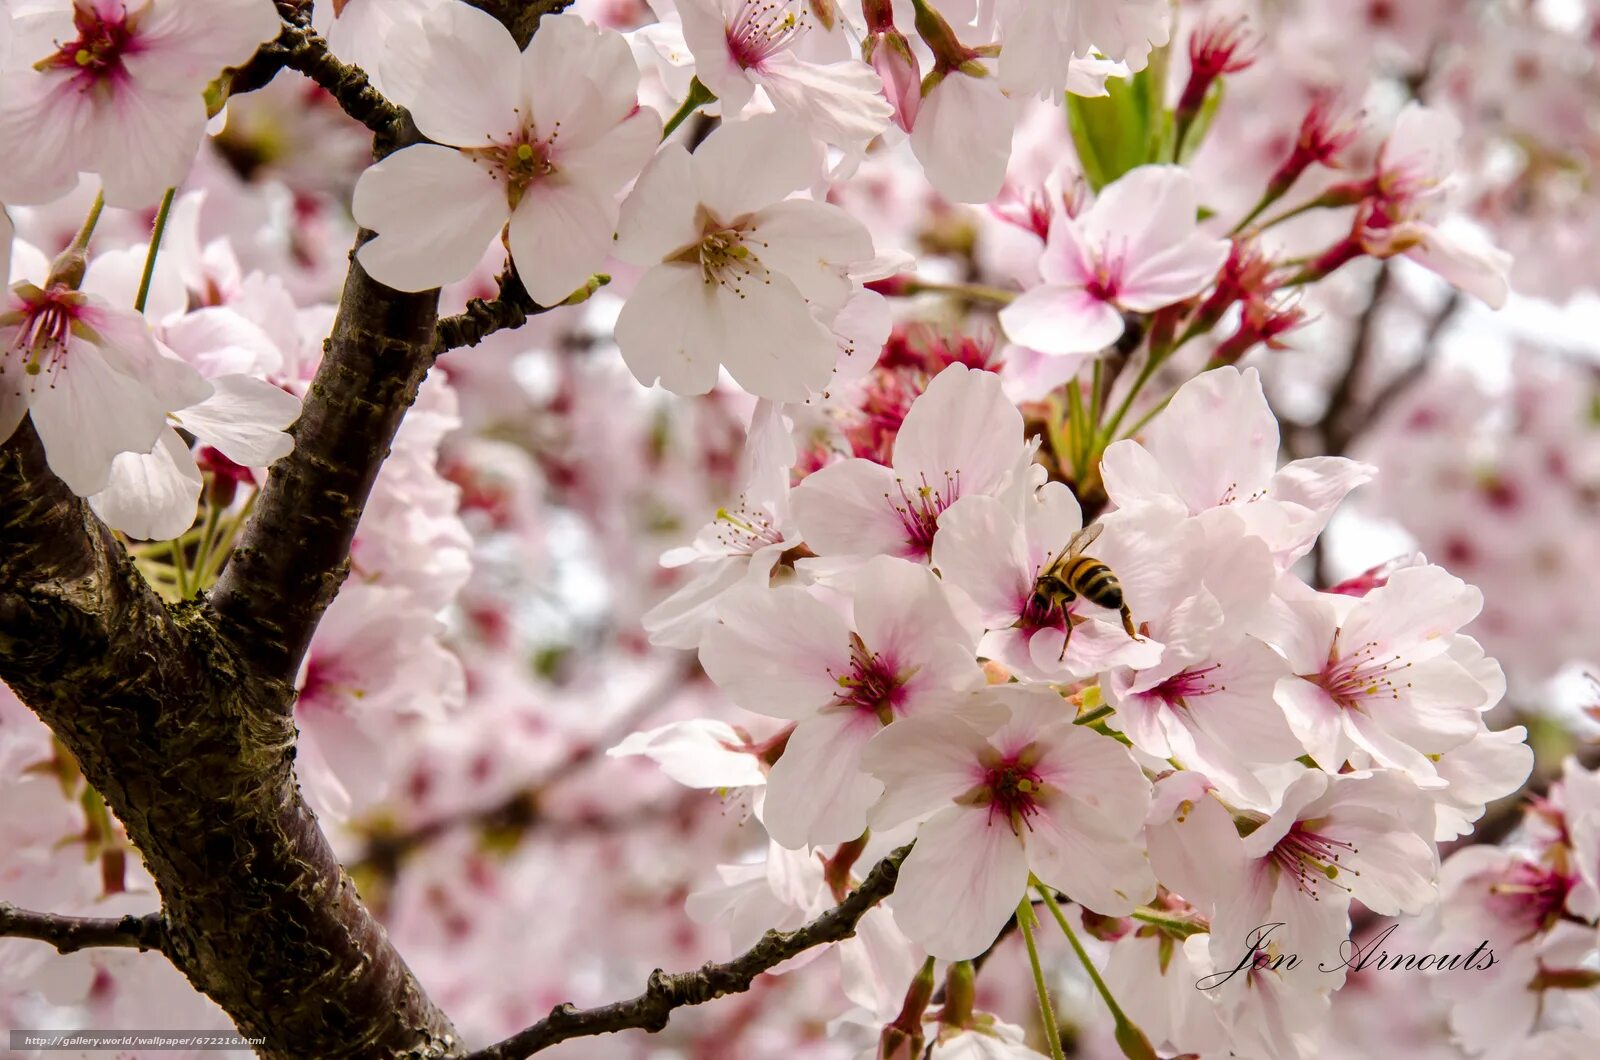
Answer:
197, 489, 257, 586
134, 188, 176, 314
900, 278, 1019, 304
168, 537, 192, 600
1065, 379, 1088, 481
1017, 897, 1068, 1060
1036, 883, 1153, 1060
1073, 703, 1114, 726
661, 77, 716, 140
190, 494, 223, 591
69, 191, 107, 255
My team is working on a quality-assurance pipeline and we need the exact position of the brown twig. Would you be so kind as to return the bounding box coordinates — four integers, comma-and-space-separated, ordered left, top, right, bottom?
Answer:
464, 846, 911, 1059
0, 902, 167, 956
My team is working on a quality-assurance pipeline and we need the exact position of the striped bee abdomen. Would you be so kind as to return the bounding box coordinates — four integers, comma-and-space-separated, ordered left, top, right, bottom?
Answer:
1061, 556, 1124, 610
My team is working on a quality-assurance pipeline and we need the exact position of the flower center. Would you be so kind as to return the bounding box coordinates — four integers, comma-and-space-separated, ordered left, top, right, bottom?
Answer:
827, 632, 909, 724
960, 747, 1048, 835
1269, 821, 1359, 899
712, 500, 784, 554
1317, 632, 1413, 711
1150, 664, 1226, 708
39, 3, 140, 86
1, 283, 89, 390
1485, 859, 1573, 940
889, 470, 960, 559
681, 219, 773, 297
726, 0, 809, 70
466, 120, 559, 211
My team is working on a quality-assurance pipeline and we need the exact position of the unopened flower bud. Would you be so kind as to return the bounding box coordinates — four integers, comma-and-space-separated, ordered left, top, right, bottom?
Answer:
1178, 17, 1256, 120
865, 30, 922, 132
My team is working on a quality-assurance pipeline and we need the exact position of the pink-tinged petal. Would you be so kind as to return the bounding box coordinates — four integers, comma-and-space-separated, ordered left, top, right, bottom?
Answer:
614, 143, 703, 264
641, 556, 749, 650
86, 84, 207, 209
381, 1, 521, 145
852, 556, 978, 676
1361, 656, 1485, 753
82, 303, 212, 411
87, 428, 202, 541
130, 0, 280, 77
507, 181, 618, 306
763, 711, 884, 848
1404, 224, 1511, 309
1139, 366, 1278, 514
0, 74, 88, 206
1026, 804, 1156, 917
1343, 707, 1445, 784
354, 145, 510, 293
0, 208, 11, 295
521, 14, 641, 139
756, 53, 894, 154
999, 283, 1125, 356
1146, 775, 1247, 909
607, 719, 769, 789
699, 584, 851, 719
1083, 165, 1201, 268
790, 457, 908, 558
910, 71, 1014, 205
1116, 235, 1230, 311
931, 495, 1031, 628
1038, 208, 1099, 286
860, 708, 994, 830
715, 269, 838, 401
170, 374, 299, 468
890, 805, 1030, 960
744, 198, 872, 317
557, 108, 662, 192
29, 344, 168, 496
1340, 565, 1482, 660
675, 0, 756, 110
840, 906, 923, 1020
613, 263, 726, 396
694, 114, 823, 221
1032, 720, 1152, 824
894, 364, 1026, 498
1273, 676, 1346, 771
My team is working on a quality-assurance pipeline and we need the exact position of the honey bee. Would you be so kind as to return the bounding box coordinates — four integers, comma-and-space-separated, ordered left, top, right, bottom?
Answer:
1027, 523, 1138, 658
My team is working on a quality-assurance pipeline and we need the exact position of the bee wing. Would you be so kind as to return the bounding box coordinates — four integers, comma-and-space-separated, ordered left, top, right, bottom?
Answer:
1065, 521, 1103, 557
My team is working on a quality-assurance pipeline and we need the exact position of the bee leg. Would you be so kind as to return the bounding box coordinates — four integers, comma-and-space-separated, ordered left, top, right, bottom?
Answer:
1120, 606, 1139, 641
1057, 616, 1074, 661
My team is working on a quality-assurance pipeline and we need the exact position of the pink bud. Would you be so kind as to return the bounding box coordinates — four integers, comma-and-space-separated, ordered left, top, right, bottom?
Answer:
1178, 16, 1257, 117
867, 31, 922, 133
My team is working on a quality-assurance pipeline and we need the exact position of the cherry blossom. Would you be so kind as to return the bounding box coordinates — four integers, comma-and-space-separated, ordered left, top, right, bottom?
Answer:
790, 363, 1032, 561
999, 167, 1231, 356
675, 0, 892, 154
862, 685, 1156, 959
0, 0, 280, 207
354, 5, 660, 300
614, 113, 875, 400
698, 555, 983, 848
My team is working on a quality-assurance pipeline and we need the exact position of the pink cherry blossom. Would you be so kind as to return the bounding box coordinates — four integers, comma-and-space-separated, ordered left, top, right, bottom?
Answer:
698, 555, 983, 848
999, 166, 1231, 356
0, 0, 280, 207
790, 363, 1032, 561
613, 112, 876, 400
862, 686, 1156, 959
354, 5, 660, 300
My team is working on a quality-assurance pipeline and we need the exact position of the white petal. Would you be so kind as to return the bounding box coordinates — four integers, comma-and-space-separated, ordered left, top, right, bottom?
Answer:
88, 429, 202, 541
694, 114, 823, 221
508, 181, 618, 306
522, 14, 642, 138
762, 711, 884, 849
894, 364, 1026, 499
910, 73, 1014, 205
744, 198, 872, 316
353, 145, 510, 293
614, 142, 703, 265
716, 268, 837, 401
171, 374, 300, 467
789, 457, 907, 558
381, 1, 522, 145
889, 806, 1030, 960
30, 344, 168, 496
860, 710, 991, 830
87, 85, 208, 209
698, 584, 851, 718
613, 263, 725, 395
999, 284, 1125, 355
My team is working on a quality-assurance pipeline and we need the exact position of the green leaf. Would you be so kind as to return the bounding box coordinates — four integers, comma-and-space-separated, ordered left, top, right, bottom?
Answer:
1066, 45, 1174, 189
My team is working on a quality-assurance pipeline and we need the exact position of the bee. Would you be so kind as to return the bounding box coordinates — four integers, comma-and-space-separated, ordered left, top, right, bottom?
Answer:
1027, 522, 1139, 658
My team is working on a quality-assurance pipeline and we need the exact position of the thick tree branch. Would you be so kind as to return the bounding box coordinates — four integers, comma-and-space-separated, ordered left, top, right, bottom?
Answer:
0, 902, 166, 956
207, 228, 441, 684
465, 846, 911, 1059
433, 270, 568, 355
0, 424, 459, 1058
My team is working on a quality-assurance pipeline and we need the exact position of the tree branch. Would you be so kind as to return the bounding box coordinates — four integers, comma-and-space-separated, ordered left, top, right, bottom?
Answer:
231, 5, 407, 138
0, 902, 167, 956
465, 846, 911, 1059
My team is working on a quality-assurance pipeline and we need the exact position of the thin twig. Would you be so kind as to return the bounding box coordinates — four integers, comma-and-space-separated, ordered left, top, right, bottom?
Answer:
464, 847, 911, 1059
0, 902, 166, 956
